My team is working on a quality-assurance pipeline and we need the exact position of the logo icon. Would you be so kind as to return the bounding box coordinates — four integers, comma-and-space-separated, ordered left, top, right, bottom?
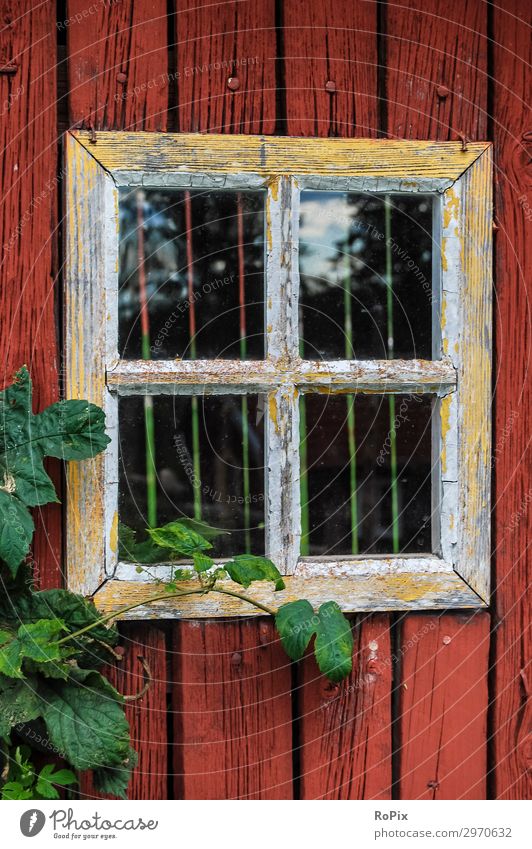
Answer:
20, 810, 46, 837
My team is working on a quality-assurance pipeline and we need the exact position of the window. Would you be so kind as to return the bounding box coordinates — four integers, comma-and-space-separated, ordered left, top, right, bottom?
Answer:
65, 133, 492, 616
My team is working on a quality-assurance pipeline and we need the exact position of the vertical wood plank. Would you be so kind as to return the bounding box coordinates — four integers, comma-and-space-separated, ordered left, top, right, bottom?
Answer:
66, 0, 168, 130
66, 0, 170, 798
385, 0, 491, 800
397, 613, 490, 799
492, 0, 532, 800
299, 615, 392, 799
281, 1, 391, 799
172, 0, 294, 801
282, 0, 378, 137
385, 0, 488, 140
0, 0, 61, 588
79, 625, 168, 800
172, 620, 293, 799
176, 0, 277, 134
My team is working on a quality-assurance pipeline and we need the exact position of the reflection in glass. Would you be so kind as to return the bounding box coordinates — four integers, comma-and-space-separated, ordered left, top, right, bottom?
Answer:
300, 394, 433, 556
299, 192, 434, 360
119, 394, 265, 558
118, 188, 265, 360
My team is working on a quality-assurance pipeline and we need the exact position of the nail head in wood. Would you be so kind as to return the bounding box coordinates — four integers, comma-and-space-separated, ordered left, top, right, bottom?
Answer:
259, 623, 269, 646
231, 651, 242, 667
116, 72, 128, 84
436, 85, 450, 99
325, 80, 336, 93
227, 77, 240, 91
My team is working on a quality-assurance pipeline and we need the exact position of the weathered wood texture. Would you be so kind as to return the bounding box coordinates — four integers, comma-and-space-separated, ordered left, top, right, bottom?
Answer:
170, 0, 293, 800
397, 613, 490, 799
65, 0, 169, 798
172, 619, 293, 798
69, 129, 489, 179
385, 0, 491, 799
492, 0, 532, 800
79, 624, 168, 800
298, 615, 392, 799
11, 0, 527, 801
385, 0, 488, 140
67, 0, 168, 130
0, 0, 61, 588
282, 0, 378, 137
176, 0, 276, 134
280, 0, 394, 800
95, 571, 483, 618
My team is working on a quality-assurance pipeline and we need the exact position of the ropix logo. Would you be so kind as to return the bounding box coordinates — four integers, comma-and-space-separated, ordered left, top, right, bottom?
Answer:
20, 809, 46, 837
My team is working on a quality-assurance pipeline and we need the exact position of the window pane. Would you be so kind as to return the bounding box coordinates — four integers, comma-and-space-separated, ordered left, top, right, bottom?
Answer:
299, 192, 434, 359
119, 189, 265, 360
300, 393, 433, 556
119, 394, 265, 557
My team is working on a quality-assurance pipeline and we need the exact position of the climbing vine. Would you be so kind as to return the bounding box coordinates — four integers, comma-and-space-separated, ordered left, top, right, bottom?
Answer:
0, 367, 353, 800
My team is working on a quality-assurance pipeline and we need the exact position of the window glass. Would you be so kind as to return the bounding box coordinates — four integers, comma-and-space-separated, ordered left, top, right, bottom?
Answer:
119, 394, 265, 557
300, 393, 433, 555
119, 188, 265, 360
299, 192, 434, 360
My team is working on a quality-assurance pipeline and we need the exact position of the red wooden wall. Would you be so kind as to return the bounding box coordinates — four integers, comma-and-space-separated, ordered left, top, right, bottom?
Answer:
0, 0, 530, 799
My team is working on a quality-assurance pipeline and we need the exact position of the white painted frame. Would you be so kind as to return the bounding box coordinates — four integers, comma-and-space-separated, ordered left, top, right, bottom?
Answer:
64, 132, 492, 617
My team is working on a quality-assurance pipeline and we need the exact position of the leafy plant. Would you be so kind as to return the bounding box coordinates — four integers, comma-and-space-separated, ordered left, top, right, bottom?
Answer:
0, 367, 354, 802
0, 367, 110, 574
1, 745, 77, 800
121, 518, 354, 682
0, 368, 131, 798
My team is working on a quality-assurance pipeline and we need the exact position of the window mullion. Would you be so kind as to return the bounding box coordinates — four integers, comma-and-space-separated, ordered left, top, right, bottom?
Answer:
265, 176, 299, 363
264, 177, 300, 574
265, 384, 301, 575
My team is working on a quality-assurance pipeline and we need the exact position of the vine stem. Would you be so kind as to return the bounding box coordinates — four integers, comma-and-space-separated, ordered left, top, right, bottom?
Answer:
54, 585, 277, 647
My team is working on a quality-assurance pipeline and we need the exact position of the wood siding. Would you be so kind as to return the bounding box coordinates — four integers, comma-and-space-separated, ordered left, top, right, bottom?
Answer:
0, 0, 529, 799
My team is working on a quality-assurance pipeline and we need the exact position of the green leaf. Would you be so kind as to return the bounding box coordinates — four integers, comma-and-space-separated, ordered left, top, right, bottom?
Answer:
275, 599, 316, 660
118, 523, 173, 564
1, 781, 33, 800
172, 568, 195, 581
17, 618, 66, 663
36, 763, 77, 799
26, 659, 71, 680
32, 399, 111, 460
0, 637, 24, 678
312, 602, 353, 682
224, 554, 285, 592
0, 589, 119, 646
40, 670, 130, 771
118, 522, 137, 553
0, 490, 34, 574
148, 521, 212, 555
1, 456, 58, 507
0, 367, 32, 454
192, 551, 214, 573
0, 676, 41, 736
176, 518, 229, 541
0, 618, 65, 678
93, 748, 138, 800
0, 368, 109, 576
275, 600, 353, 682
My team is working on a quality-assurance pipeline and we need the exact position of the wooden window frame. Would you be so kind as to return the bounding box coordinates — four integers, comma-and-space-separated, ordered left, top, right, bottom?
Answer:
64, 131, 492, 619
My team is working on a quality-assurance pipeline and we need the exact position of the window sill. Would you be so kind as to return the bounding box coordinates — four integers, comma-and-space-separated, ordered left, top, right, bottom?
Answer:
92, 568, 487, 620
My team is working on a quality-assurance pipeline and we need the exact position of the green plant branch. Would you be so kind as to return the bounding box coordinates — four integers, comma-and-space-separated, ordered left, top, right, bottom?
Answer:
54, 584, 277, 649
